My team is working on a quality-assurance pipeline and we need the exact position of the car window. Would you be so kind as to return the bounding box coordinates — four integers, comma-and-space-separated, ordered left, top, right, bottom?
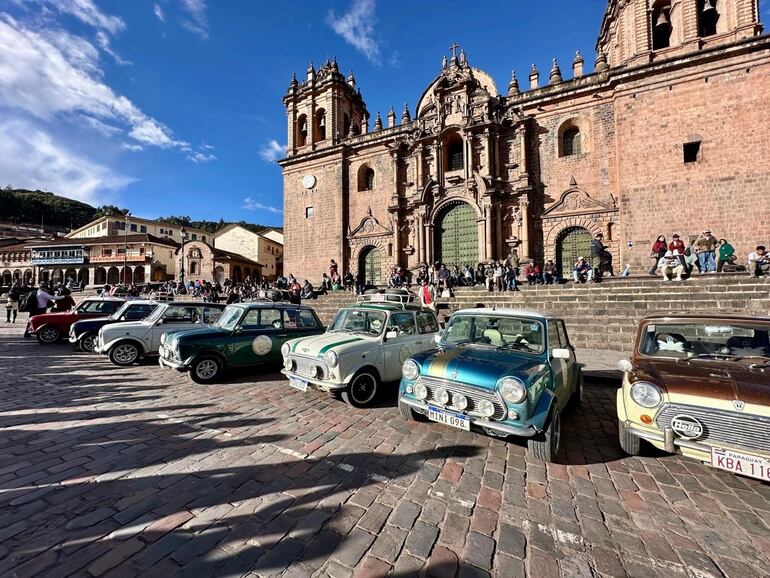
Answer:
202, 307, 222, 324
163, 306, 194, 323
283, 308, 318, 329
387, 312, 417, 336
80, 300, 119, 314
639, 322, 770, 359
547, 322, 562, 350
557, 321, 570, 348
416, 311, 439, 335
123, 304, 155, 321
241, 309, 281, 330
443, 315, 545, 354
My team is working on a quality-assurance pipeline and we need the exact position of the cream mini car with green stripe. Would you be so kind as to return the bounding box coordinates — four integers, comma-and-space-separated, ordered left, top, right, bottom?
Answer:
281, 302, 440, 407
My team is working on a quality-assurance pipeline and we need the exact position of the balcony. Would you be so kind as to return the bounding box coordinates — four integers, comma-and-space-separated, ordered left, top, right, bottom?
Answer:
89, 254, 148, 264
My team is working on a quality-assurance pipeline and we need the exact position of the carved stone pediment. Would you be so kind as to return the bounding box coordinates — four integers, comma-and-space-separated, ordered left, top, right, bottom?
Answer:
348, 212, 393, 239
542, 188, 617, 218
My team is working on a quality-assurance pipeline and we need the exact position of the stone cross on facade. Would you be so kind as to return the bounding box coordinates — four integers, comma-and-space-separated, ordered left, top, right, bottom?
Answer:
449, 43, 460, 59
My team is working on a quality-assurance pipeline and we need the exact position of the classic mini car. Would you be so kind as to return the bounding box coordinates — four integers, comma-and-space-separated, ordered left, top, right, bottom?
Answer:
94, 301, 225, 366
281, 295, 441, 407
69, 300, 159, 352
398, 309, 583, 462
617, 313, 770, 481
159, 302, 325, 384
26, 297, 125, 344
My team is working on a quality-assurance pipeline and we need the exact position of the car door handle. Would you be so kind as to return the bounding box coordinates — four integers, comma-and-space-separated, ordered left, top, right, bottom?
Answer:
275, 334, 287, 338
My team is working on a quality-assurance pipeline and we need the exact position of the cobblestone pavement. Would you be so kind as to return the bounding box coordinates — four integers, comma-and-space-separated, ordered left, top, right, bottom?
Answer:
0, 323, 768, 578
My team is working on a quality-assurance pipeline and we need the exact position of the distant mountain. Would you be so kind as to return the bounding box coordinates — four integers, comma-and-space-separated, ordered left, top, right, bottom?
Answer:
0, 188, 282, 236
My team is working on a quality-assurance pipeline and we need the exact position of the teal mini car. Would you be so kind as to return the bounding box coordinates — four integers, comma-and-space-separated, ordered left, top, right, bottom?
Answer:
158, 302, 324, 384
398, 308, 583, 462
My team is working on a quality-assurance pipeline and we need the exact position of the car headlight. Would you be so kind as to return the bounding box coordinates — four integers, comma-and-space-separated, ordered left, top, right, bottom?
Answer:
310, 365, 319, 378
323, 350, 339, 368
477, 399, 495, 418
281, 343, 290, 357
499, 377, 527, 404
453, 393, 468, 411
630, 382, 663, 408
414, 383, 428, 400
434, 387, 450, 405
402, 359, 420, 381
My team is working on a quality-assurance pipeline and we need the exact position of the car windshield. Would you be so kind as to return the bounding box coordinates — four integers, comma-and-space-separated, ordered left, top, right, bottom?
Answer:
216, 306, 244, 331
639, 321, 770, 360
329, 309, 387, 336
145, 305, 166, 323
110, 302, 132, 319
77, 300, 118, 314
442, 315, 545, 354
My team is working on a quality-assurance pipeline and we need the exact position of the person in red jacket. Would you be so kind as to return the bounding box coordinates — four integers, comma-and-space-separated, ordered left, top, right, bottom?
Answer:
649, 235, 667, 275
668, 233, 689, 275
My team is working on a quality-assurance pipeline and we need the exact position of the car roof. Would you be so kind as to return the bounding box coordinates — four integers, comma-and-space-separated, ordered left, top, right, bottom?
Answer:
167, 301, 225, 307
229, 301, 316, 310
452, 307, 559, 320
123, 300, 157, 305
641, 312, 770, 323
343, 304, 425, 312
85, 297, 125, 302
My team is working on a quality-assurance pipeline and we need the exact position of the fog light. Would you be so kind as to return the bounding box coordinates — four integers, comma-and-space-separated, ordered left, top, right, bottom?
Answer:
284, 358, 292, 371
310, 365, 319, 378
434, 387, 450, 405
406, 384, 414, 394
640, 414, 653, 425
414, 383, 428, 400
477, 399, 495, 418
508, 409, 519, 420
453, 394, 468, 411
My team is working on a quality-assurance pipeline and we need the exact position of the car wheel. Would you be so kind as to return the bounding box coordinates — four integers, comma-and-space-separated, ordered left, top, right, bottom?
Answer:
109, 342, 140, 366
189, 356, 222, 384
78, 333, 97, 353
36, 325, 60, 344
619, 421, 642, 456
341, 370, 379, 408
398, 398, 428, 422
568, 369, 584, 410
528, 409, 561, 463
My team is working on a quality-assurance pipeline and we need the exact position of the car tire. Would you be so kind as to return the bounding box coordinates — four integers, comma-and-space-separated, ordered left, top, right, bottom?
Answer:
78, 332, 97, 353
568, 369, 584, 410
189, 356, 222, 384
619, 421, 642, 456
398, 398, 427, 422
109, 341, 140, 366
528, 408, 561, 463
36, 325, 60, 344
341, 370, 379, 408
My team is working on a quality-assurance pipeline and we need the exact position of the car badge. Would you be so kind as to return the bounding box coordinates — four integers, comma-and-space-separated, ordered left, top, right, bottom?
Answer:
301, 347, 309, 353
733, 400, 745, 411
670, 414, 704, 440
450, 370, 458, 379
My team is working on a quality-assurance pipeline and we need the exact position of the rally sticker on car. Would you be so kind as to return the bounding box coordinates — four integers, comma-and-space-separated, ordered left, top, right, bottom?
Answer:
252, 335, 273, 355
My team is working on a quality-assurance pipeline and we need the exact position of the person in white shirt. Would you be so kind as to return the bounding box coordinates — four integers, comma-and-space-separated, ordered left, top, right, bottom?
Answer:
658, 251, 685, 281
748, 245, 770, 278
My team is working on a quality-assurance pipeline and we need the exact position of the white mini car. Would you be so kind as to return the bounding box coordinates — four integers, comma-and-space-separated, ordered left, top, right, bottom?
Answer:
94, 301, 225, 366
281, 295, 441, 407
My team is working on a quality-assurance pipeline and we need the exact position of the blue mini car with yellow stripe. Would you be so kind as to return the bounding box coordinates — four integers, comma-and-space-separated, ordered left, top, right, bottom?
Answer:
398, 308, 583, 462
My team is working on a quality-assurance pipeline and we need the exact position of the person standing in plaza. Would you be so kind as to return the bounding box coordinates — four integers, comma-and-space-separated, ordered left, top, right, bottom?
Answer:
668, 233, 689, 275
5, 281, 20, 323
649, 235, 667, 275
695, 229, 718, 273
418, 279, 436, 311
590, 233, 605, 281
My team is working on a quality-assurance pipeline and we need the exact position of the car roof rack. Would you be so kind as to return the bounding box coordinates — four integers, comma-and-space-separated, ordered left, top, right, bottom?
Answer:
355, 291, 417, 310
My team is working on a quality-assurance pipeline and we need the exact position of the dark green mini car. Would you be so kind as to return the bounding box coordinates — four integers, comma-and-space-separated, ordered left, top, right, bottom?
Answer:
158, 302, 325, 384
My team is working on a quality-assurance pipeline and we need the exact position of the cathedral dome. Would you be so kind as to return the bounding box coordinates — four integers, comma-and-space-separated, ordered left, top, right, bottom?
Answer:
416, 53, 498, 118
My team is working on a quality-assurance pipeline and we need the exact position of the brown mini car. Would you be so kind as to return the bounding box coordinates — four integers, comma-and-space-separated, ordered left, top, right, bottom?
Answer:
617, 313, 770, 482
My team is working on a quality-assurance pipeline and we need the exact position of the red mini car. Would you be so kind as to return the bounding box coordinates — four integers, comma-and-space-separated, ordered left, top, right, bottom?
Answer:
26, 297, 125, 344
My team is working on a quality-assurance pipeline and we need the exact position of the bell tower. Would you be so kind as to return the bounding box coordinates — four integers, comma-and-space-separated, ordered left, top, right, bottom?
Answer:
596, 0, 764, 68
283, 59, 369, 156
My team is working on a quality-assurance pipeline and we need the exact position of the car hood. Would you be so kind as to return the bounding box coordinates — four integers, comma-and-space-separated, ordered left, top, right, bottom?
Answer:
164, 326, 223, 345
289, 332, 373, 357
29, 311, 76, 327
413, 345, 546, 388
71, 316, 114, 333
633, 358, 770, 406
100, 320, 151, 336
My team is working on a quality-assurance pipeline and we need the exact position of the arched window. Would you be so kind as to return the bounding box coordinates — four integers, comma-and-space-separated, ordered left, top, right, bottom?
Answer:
445, 134, 464, 171
358, 164, 375, 191
698, 0, 719, 37
189, 261, 198, 275
562, 128, 581, 156
652, 1, 672, 50
315, 109, 326, 141
343, 113, 350, 138
297, 114, 307, 147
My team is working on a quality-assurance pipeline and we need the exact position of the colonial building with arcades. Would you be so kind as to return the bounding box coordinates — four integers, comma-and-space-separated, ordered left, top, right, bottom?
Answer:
279, 0, 769, 284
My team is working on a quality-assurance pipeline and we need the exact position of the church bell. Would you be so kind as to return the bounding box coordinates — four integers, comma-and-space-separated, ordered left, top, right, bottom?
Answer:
702, 0, 716, 14
655, 10, 670, 29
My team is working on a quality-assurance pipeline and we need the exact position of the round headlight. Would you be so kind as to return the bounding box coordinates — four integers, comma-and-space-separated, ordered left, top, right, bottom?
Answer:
477, 399, 495, 418
630, 382, 663, 408
281, 343, 290, 357
402, 359, 420, 381
500, 378, 527, 404
414, 383, 428, 400
310, 365, 319, 378
453, 393, 468, 411
284, 357, 293, 370
324, 350, 339, 368
434, 387, 450, 405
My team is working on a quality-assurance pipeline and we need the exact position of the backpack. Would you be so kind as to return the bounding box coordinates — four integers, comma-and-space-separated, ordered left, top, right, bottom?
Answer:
18, 290, 37, 313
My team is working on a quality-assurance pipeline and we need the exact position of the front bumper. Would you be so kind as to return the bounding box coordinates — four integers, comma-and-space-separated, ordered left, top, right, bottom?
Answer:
281, 369, 346, 392
400, 396, 538, 438
159, 356, 187, 371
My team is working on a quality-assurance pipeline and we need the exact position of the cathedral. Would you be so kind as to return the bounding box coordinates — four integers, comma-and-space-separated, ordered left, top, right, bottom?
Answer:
279, 0, 769, 283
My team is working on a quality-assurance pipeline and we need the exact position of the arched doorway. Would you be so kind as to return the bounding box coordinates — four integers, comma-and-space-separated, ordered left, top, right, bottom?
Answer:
23, 269, 33, 284
358, 246, 382, 286
232, 266, 242, 284
2, 271, 11, 285
133, 266, 145, 284
107, 266, 119, 284
215, 266, 225, 284
434, 202, 478, 267
94, 267, 107, 285
556, 226, 592, 276
78, 268, 90, 286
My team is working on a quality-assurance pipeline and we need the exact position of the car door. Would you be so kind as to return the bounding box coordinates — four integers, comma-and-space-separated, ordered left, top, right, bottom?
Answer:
415, 310, 441, 353
230, 308, 282, 367
556, 321, 577, 389
382, 312, 422, 382
547, 321, 570, 408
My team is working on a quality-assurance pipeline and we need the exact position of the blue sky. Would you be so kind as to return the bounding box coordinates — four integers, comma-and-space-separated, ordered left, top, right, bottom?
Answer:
0, 0, 616, 228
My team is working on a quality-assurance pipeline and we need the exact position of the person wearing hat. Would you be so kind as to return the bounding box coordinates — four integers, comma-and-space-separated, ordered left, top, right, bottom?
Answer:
668, 233, 689, 275
695, 229, 718, 273
590, 232, 606, 281
572, 257, 593, 283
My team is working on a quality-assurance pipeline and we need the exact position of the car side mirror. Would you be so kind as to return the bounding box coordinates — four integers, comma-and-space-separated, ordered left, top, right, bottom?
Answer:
385, 330, 398, 341
233, 326, 242, 334
434, 334, 442, 345
156, 319, 163, 325
618, 359, 633, 373
552, 348, 571, 360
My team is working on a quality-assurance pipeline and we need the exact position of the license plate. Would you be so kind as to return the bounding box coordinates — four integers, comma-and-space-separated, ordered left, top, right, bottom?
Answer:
289, 377, 308, 392
428, 405, 470, 431
711, 447, 770, 482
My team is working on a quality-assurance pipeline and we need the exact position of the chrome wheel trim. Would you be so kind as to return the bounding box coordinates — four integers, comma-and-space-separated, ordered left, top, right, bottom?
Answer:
351, 374, 377, 405
552, 412, 562, 454
81, 334, 96, 352
195, 360, 218, 380
113, 344, 138, 364
39, 327, 58, 342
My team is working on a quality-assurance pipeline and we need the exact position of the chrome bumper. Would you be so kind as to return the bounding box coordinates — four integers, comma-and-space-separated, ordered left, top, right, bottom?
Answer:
626, 425, 710, 454
159, 356, 186, 371
400, 396, 538, 437
280, 369, 345, 392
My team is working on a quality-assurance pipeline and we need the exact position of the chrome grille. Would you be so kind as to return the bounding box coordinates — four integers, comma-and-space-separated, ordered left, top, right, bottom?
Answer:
656, 403, 770, 453
291, 354, 323, 379
419, 376, 506, 420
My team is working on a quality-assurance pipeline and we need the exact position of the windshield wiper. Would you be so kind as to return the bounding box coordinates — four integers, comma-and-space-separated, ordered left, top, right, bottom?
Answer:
498, 342, 534, 352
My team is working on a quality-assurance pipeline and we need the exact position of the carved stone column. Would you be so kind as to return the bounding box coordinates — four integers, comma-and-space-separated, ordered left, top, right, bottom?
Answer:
426, 223, 434, 264
417, 214, 425, 264
495, 201, 503, 259
391, 215, 400, 267
477, 219, 486, 264
520, 199, 530, 259
485, 205, 494, 261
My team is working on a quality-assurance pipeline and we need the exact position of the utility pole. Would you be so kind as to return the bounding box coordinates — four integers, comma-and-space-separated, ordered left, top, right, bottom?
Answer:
124, 212, 130, 286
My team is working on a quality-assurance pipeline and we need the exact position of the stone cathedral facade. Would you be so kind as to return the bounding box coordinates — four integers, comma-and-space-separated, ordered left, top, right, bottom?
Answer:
279, 0, 769, 284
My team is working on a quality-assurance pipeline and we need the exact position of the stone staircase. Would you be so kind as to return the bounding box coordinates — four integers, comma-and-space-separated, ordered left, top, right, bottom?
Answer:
305, 275, 770, 352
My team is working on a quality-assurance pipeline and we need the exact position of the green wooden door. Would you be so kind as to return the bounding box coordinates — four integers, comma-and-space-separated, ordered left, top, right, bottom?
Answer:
435, 203, 478, 267
360, 247, 382, 285
557, 227, 592, 276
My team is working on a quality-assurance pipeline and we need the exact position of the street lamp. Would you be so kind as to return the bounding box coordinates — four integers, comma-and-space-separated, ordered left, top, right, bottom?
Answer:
123, 211, 131, 286
180, 228, 187, 287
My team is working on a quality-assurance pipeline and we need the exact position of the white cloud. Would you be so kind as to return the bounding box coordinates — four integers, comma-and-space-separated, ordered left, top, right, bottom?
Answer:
258, 140, 286, 162
122, 143, 144, 152
0, 118, 133, 204
179, 0, 208, 39
153, 3, 166, 22
31, 0, 125, 34
187, 151, 217, 164
243, 197, 282, 214
95, 30, 131, 66
327, 0, 380, 65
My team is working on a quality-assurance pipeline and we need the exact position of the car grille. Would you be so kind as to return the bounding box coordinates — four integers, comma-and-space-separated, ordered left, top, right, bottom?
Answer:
418, 376, 507, 420
656, 403, 770, 453
291, 354, 325, 379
